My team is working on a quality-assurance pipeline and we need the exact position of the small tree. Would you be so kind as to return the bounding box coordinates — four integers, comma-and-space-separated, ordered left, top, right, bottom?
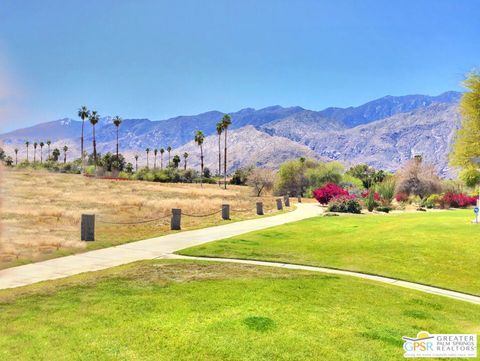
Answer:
4, 156, 13, 166
25, 141, 30, 162
46, 140, 51, 158
154, 149, 158, 169
246, 168, 276, 196
160, 148, 165, 169
14, 148, 18, 165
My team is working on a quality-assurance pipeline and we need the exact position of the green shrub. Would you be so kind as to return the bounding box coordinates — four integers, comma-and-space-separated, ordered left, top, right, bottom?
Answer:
376, 206, 391, 213
365, 190, 377, 212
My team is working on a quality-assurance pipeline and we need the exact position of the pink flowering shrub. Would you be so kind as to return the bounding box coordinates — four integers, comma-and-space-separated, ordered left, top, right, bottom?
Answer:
312, 183, 350, 205
361, 190, 381, 201
395, 193, 409, 203
441, 192, 476, 208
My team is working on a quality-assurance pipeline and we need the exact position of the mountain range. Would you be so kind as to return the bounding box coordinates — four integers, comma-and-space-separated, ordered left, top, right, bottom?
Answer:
0, 91, 462, 175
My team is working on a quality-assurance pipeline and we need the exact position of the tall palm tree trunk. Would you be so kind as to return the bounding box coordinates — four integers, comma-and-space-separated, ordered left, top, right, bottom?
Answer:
81, 120, 85, 171
218, 133, 221, 178
224, 128, 227, 189
93, 125, 97, 170
116, 127, 119, 160
200, 146, 204, 188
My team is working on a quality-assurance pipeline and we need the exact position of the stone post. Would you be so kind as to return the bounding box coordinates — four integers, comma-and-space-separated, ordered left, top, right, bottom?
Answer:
276, 198, 283, 210
222, 204, 230, 220
81, 214, 95, 241
171, 208, 181, 230
256, 202, 264, 215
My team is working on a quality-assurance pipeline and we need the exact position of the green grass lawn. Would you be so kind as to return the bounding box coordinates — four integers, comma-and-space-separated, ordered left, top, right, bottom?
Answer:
179, 210, 480, 295
0, 260, 478, 361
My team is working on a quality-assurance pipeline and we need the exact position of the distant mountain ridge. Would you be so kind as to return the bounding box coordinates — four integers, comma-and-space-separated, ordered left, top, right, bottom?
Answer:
0, 91, 462, 175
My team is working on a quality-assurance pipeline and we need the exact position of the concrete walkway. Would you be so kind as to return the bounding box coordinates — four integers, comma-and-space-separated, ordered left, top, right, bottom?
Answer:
0, 203, 322, 289
1, 203, 479, 305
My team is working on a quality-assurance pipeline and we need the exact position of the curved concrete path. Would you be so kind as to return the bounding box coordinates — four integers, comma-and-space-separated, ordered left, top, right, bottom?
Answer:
1, 203, 478, 306
172, 255, 480, 305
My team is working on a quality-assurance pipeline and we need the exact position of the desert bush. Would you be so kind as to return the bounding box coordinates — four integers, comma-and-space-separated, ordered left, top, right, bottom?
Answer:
395, 159, 441, 199
327, 195, 361, 214
246, 168, 276, 196
421, 193, 442, 208
312, 183, 349, 205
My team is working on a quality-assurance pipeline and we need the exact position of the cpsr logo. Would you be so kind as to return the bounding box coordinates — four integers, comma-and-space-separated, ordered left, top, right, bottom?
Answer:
403, 331, 477, 358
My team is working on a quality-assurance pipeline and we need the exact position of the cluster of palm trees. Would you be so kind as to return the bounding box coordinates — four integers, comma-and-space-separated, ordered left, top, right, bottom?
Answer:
138, 114, 231, 188
21, 140, 69, 165
78, 106, 122, 171
143, 146, 187, 171
192, 114, 231, 188
18, 107, 233, 187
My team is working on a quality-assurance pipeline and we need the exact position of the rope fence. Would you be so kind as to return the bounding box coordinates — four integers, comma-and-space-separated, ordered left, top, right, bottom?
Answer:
81, 196, 295, 241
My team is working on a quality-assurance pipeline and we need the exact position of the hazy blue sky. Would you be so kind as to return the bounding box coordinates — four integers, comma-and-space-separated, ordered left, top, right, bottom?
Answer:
0, 0, 479, 132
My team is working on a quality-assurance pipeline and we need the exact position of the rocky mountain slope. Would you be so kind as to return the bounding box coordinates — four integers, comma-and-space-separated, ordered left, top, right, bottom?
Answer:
174, 126, 322, 173
0, 91, 462, 174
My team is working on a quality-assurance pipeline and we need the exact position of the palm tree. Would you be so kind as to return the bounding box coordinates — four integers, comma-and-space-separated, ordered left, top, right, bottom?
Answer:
183, 152, 188, 170
78, 106, 90, 170
112, 116, 122, 160
25, 141, 30, 162
221, 114, 232, 189
194, 130, 205, 187
154, 148, 158, 169
14, 148, 18, 165
216, 121, 223, 177
39, 142, 44, 163
145, 148, 150, 168
172, 155, 180, 168
167, 146, 172, 166
134, 154, 139, 172
160, 148, 165, 169
46, 140, 51, 159
63, 145, 68, 163
89, 111, 100, 169
33, 142, 38, 163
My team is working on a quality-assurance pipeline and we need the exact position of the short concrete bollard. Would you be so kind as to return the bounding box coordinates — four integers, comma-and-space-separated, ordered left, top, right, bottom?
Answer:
284, 195, 290, 207
222, 204, 230, 220
297, 196, 302, 203
276, 198, 283, 210
171, 208, 181, 230
256, 202, 264, 215
81, 214, 95, 241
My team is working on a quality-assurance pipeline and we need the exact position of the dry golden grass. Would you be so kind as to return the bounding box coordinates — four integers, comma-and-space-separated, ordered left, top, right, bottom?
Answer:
0, 168, 287, 269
